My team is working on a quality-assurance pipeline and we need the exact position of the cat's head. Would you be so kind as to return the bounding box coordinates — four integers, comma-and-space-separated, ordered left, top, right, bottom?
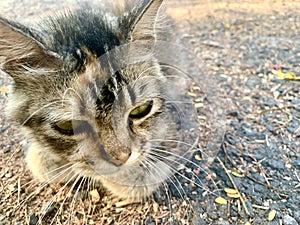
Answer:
0, 0, 196, 200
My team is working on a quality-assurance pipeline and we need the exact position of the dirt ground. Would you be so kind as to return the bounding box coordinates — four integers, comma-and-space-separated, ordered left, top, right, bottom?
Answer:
0, 1, 299, 225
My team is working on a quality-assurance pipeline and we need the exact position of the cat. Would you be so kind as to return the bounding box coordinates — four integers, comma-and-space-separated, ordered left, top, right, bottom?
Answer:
0, 0, 198, 206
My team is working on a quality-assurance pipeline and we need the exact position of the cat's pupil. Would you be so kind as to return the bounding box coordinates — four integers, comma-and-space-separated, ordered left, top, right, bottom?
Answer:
129, 100, 153, 119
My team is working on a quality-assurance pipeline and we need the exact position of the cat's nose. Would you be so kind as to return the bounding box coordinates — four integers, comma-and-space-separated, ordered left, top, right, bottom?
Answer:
116, 149, 131, 164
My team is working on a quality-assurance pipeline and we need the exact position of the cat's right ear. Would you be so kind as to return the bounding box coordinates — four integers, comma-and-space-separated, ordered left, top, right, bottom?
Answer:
126, 0, 164, 42
0, 17, 61, 80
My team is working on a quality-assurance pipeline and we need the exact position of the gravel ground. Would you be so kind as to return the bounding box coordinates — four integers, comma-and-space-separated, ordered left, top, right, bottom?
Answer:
0, 1, 299, 225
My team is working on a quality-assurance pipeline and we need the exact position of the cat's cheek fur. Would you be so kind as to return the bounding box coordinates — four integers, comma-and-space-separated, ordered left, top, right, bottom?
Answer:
25, 140, 73, 183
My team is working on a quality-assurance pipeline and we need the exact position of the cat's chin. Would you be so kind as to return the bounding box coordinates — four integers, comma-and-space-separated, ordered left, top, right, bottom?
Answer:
96, 175, 159, 201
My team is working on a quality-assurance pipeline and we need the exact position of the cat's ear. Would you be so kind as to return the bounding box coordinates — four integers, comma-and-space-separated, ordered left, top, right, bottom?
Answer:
129, 0, 163, 41
0, 18, 61, 80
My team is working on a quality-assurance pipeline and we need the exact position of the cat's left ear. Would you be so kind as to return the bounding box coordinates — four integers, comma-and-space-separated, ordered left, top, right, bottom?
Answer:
128, 0, 164, 41
0, 18, 61, 80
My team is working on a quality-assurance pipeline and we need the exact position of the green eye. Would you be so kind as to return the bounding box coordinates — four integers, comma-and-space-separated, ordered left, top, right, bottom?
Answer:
129, 101, 153, 119
53, 120, 83, 135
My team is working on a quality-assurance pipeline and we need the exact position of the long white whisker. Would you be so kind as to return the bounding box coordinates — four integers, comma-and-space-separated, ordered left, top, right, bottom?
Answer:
48, 170, 83, 225
62, 87, 83, 104
21, 100, 73, 126
67, 176, 86, 224
15, 162, 76, 213
149, 138, 213, 159
147, 149, 219, 197
144, 157, 187, 201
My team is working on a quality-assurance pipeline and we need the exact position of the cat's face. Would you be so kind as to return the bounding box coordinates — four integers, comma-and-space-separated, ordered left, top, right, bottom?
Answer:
0, 0, 195, 200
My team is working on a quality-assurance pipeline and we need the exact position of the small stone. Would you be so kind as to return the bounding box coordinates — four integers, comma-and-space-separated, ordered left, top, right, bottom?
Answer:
5, 173, 13, 178
266, 159, 285, 170
0, 220, 11, 225
253, 184, 267, 193
192, 217, 208, 225
293, 210, 300, 223
0, 125, 10, 134
3, 146, 11, 153
217, 221, 230, 225
145, 216, 155, 225
265, 99, 277, 107
7, 184, 15, 192
283, 214, 298, 225
89, 189, 100, 202
227, 111, 238, 117
287, 126, 297, 133
28, 214, 38, 225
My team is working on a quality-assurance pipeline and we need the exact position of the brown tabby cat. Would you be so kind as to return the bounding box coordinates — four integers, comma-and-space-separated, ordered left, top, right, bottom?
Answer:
0, 0, 198, 206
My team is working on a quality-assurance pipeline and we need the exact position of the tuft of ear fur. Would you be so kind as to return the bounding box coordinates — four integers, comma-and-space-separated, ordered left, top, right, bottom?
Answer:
0, 18, 61, 79
127, 0, 164, 41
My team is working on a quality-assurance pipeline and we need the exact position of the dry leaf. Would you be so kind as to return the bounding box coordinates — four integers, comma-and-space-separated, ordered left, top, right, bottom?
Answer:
268, 209, 276, 221
231, 168, 244, 178
194, 98, 202, 102
215, 197, 227, 205
194, 103, 204, 108
224, 188, 238, 195
194, 154, 201, 161
226, 193, 240, 198
188, 91, 197, 97
89, 189, 100, 202
0, 86, 7, 96
275, 70, 300, 81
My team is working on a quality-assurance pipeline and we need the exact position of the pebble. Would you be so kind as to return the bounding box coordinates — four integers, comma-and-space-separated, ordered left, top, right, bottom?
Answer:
192, 217, 208, 225
292, 159, 300, 169
265, 99, 277, 106
293, 210, 300, 223
266, 124, 276, 133
3, 146, 11, 153
225, 134, 238, 145
145, 216, 155, 225
291, 99, 300, 104
0, 125, 10, 134
5, 173, 13, 178
253, 183, 267, 193
266, 159, 285, 171
283, 214, 298, 225
28, 214, 38, 225
0, 220, 10, 225
251, 172, 265, 183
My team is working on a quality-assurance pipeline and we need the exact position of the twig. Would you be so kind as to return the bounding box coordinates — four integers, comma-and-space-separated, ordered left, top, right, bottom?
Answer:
217, 157, 250, 216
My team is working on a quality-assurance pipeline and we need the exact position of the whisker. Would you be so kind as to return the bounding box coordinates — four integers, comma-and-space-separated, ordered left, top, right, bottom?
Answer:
143, 155, 194, 214
67, 176, 87, 224
147, 148, 219, 197
149, 138, 213, 159
62, 87, 83, 104
21, 99, 73, 126
47, 170, 83, 225
15, 162, 76, 213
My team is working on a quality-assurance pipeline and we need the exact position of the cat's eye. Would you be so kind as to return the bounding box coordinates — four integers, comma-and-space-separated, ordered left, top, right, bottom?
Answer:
129, 100, 153, 120
53, 120, 83, 135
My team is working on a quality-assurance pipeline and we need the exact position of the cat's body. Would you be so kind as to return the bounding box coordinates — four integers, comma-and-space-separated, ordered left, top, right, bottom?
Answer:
0, 0, 194, 201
